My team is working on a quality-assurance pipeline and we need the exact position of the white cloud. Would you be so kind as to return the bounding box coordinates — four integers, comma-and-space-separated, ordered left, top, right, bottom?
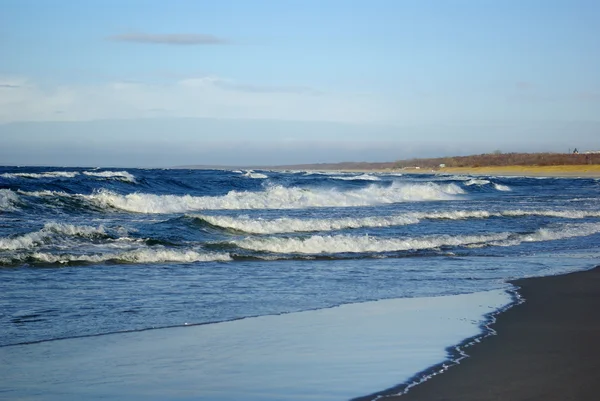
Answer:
0, 76, 395, 124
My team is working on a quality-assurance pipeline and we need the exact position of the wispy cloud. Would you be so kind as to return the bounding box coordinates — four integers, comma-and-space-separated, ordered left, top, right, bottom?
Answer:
108, 33, 229, 45
0, 75, 391, 124
216, 81, 323, 95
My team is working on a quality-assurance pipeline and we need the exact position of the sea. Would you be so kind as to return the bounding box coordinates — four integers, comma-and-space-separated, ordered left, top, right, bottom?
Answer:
1, 166, 599, 400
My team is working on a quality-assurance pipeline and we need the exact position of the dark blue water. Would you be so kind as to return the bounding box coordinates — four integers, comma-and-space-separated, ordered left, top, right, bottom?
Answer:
2, 167, 600, 347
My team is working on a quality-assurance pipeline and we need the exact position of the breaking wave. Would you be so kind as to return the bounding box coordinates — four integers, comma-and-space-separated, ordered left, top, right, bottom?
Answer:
0, 223, 107, 250
242, 170, 268, 179
2, 248, 231, 265
234, 221, 600, 254
83, 171, 136, 182
191, 209, 600, 234
331, 174, 380, 181
464, 179, 491, 186
84, 183, 465, 213
491, 222, 600, 247
1, 171, 79, 179
494, 184, 511, 191
235, 233, 511, 254
0, 189, 20, 211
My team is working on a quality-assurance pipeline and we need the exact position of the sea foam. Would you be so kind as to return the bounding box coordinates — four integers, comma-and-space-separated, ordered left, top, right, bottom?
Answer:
235, 232, 511, 254
0, 189, 20, 211
234, 221, 600, 254
0, 223, 107, 250
1, 171, 79, 179
85, 183, 465, 214
29, 248, 231, 264
242, 171, 268, 179
83, 171, 136, 182
191, 208, 600, 234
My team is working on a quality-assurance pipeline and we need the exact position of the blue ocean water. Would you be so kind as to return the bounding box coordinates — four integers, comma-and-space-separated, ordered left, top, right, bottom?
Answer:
1, 167, 600, 398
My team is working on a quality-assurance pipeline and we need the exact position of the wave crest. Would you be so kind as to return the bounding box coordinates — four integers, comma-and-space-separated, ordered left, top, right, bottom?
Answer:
28, 249, 231, 264
0, 223, 107, 251
85, 183, 465, 214
0, 189, 20, 211
1, 171, 79, 179
83, 171, 136, 182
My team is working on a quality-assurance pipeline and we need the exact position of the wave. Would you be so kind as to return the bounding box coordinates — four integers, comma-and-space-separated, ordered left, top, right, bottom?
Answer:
243, 171, 268, 179
234, 233, 511, 254
464, 179, 491, 186
491, 222, 600, 247
83, 183, 465, 214
2, 248, 231, 265
17, 189, 72, 198
494, 184, 511, 191
192, 214, 421, 234
1, 171, 79, 179
0, 223, 107, 250
190, 209, 600, 234
83, 171, 136, 182
331, 174, 380, 181
233, 222, 600, 254
0, 189, 20, 211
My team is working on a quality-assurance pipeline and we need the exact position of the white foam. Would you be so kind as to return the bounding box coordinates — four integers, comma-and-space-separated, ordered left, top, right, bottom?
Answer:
85, 183, 465, 214
0, 223, 106, 250
17, 189, 72, 198
192, 208, 600, 235
0, 189, 20, 211
1, 171, 79, 179
243, 170, 268, 179
30, 248, 231, 264
494, 183, 512, 191
235, 220, 600, 254
492, 222, 600, 247
83, 171, 136, 182
464, 178, 491, 186
192, 214, 419, 234
331, 174, 381, 181
501, 209, 600, 219
235, 232, 511, 254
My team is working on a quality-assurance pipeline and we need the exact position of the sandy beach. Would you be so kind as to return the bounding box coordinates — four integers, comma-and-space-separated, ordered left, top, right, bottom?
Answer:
431, 165, 600, 178
367, 266, 600, 401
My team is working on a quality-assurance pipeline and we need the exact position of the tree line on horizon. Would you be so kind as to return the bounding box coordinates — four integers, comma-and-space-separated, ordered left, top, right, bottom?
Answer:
394, 152, 600, 169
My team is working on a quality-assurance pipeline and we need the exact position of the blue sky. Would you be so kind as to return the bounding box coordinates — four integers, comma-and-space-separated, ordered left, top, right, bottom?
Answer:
1, 0, 599, 166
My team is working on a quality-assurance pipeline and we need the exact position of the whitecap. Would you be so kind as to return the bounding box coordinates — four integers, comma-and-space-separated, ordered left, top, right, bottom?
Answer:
1, 171, 79, 179
84, 182, 465, 214
0, 223, 106, 251
83, 171, 136, 183
29, 248, 231, 264
494, 184, 512, 191
0, 189, 20, 211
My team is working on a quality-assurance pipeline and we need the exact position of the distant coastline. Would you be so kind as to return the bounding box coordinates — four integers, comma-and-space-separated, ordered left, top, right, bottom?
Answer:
176, 152, 600, 178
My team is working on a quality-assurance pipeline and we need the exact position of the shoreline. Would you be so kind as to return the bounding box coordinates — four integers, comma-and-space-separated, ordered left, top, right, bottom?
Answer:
368, 266, 600, 401
280, 164, 600, 178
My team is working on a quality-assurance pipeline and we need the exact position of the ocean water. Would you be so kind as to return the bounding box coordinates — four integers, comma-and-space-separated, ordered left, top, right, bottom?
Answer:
1, 167, 600, 399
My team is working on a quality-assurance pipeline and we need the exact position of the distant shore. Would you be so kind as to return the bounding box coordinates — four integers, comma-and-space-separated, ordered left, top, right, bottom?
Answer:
325, 164, 600, 178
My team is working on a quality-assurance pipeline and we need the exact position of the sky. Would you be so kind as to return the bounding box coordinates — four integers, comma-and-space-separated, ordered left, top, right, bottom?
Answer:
1, 0, 599, 167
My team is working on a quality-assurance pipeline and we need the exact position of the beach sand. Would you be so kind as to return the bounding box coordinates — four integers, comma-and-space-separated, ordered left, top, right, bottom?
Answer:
370, 266, 600, 401
435, 165, 600, 177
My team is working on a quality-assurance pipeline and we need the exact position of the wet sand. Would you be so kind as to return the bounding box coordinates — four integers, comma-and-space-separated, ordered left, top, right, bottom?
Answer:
374, 266, 600, 401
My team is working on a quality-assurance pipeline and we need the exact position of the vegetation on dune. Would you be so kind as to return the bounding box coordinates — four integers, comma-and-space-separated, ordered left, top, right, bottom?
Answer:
394, 152, 600, 169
